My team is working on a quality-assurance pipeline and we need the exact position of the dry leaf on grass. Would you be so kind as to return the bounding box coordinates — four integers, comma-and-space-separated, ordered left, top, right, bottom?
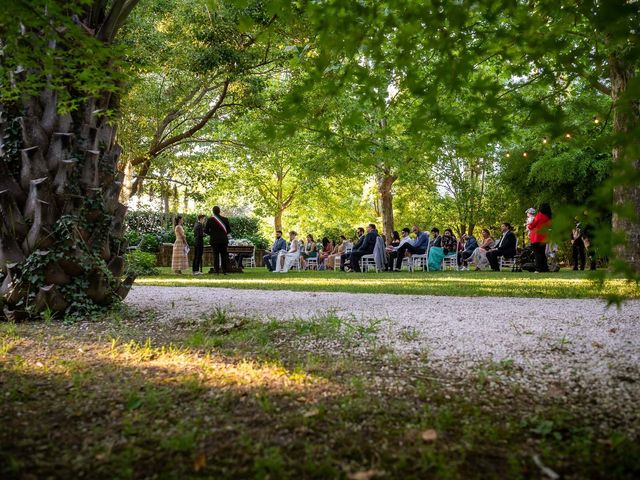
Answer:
348, 469, 385, 480
303, 407, 320, 418
421, 429, 438, 442
193, 452, 207, 472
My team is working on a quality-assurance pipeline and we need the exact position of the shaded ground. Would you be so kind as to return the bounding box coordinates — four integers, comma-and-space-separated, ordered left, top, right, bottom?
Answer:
1, 307, 639, 479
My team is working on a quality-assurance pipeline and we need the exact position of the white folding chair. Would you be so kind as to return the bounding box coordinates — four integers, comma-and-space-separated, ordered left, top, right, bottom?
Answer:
359, 254, 376, 272
242, 246, 256, 268
305, 256, 318, 270
409, 253, 428, 271
359, 237, 385, 272
442, 253, 458, 271
499, 239, 519, 271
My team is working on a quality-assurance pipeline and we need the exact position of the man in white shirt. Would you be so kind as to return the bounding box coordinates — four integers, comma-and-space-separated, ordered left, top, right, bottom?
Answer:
387, 227, 413, 270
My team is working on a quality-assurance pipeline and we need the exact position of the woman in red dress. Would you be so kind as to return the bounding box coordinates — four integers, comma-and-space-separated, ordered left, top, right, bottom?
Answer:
527, 203, 552, 272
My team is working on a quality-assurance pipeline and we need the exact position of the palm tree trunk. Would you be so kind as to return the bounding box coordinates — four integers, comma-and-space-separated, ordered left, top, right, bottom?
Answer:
0, 1, 140, 319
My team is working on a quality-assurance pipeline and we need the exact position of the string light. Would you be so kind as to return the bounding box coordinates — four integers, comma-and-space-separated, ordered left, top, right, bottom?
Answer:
506, 153, 510, 158
523, 152, 528, 157
594, 117, 600, 124
565, 133, 571, 139
542, 137, 548, 144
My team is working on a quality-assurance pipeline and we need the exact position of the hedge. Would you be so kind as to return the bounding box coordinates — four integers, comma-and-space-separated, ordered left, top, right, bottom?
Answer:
124, 211, 268, 251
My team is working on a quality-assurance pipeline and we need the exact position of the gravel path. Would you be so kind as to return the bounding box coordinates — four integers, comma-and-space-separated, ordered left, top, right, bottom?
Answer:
126, 286, 640, 427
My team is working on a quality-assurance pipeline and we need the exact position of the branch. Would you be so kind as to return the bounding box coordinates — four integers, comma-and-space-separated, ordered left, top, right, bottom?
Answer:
130, 80, 230, 166
133, 174, 189, 187
282, 185, 299, 209
98, 0, 140, 42
496, 73, 544, 99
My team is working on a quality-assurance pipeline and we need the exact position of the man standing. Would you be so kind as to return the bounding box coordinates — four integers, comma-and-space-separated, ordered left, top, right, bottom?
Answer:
394, 225, 429, 271
263, 230, 287, 271
340, 227, 364, 271
350, 224, 379, 272
204, 206, 231, 274
192, 214, 206, 275
486, 222, 517, 271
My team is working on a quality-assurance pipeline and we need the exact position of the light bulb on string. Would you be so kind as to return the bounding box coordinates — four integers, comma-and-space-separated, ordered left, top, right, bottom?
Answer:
523, 152, 528, 157
565, 133, 571, 139
542, 137, 548, 144
593, 116, 600, 124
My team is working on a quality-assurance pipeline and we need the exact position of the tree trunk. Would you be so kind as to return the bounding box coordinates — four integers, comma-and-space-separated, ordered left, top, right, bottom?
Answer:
0, 98, 133, 319
0, 1, 140, 320
162, 189, 170, 214
609, 53, 640, 271
376, 168, 397, 240
274, 210, 283, 232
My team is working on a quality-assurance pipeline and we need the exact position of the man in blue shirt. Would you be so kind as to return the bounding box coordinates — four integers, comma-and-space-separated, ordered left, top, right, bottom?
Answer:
457, 233, 479, 269
263, 230, 287, 271
349, 224, 379, 272
394, 225, 429, 271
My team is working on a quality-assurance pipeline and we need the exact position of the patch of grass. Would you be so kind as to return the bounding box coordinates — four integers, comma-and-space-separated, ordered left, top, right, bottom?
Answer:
186, 312, 381, 357
137, 268, 640, 299
0, 321, 19, 355
0, 317, 638, 479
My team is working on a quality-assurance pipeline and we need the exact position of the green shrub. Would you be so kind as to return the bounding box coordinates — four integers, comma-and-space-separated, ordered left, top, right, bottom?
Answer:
243, 234, 269, 250
125, 251, 159, 276
140, 233, 160, 253
125, 211, 266, 248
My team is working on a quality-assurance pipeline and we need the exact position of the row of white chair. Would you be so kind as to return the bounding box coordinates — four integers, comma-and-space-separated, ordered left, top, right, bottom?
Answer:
249, 244, 517, 272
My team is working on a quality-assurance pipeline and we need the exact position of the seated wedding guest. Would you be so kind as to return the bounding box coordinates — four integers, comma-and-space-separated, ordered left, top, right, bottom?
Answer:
319, 237, 334, 268
350, 224, 379, 272
457, 233, 479, 270
441, 228, 457, 255
274, 231, 300, 273
430, 228, 442, 247
300, 234, 318, 269
387, 231, 401, 250
263, 230, 287, 272
387, 228, 411, 270
468, 228, 495, 270
341, 227, 365, 271
327, 235, 347, 270
394, 225, 429, 271
486, 223, 517, 271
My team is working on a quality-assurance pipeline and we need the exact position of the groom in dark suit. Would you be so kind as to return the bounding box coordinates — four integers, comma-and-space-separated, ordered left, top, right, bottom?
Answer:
204, 205, 232, 274
486, 222, 517, 271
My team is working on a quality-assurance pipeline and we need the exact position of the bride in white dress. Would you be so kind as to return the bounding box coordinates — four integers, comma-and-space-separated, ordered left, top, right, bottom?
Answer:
274, 231, 300, 273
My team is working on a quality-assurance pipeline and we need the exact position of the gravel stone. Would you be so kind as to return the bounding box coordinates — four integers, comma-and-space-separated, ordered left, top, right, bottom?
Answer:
126, 286, 640, 429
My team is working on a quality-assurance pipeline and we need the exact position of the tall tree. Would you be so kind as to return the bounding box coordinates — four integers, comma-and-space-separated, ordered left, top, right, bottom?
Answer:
1, 0, 142, 319
116, 0, 288, 200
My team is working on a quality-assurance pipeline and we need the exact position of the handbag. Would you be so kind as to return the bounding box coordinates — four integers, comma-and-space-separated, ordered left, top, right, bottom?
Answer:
184, 245, 190, 255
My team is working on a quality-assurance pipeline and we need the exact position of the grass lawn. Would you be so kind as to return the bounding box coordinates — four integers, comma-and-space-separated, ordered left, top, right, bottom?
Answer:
1, 310, 638, 479
137, 268, 640, 300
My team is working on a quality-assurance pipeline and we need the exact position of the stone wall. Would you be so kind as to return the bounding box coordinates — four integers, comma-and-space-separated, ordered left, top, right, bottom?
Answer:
157, 244, 265, 268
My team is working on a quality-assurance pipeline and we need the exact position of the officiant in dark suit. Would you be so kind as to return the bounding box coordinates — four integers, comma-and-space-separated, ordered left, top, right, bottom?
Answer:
204, 205, 232, 274
486, 222, 517, 271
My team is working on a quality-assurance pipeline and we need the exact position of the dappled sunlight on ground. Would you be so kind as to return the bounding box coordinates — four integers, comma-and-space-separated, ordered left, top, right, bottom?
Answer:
136, 268, 640, 298
1, 332, 335, 398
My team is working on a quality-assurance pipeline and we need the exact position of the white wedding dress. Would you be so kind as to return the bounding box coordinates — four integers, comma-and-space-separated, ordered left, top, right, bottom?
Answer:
274, 239, 300, 273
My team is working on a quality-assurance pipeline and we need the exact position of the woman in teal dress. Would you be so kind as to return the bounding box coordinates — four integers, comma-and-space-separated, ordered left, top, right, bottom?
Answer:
300, 234, 317, 269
